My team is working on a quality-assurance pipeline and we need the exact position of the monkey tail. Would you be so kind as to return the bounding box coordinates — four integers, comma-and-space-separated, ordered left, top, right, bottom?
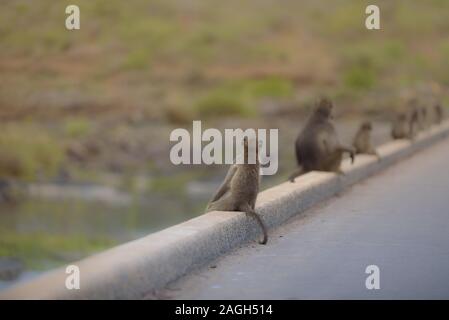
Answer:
350, 150, 355, 164
247, 210, 268, 245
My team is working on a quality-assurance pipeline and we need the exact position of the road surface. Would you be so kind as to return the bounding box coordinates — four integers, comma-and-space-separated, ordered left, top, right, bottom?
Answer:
161, 137, 449, 299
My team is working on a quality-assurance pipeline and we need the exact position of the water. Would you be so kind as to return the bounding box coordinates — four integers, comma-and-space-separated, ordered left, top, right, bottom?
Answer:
0, 270, 41, 291
0, 189, 207, 290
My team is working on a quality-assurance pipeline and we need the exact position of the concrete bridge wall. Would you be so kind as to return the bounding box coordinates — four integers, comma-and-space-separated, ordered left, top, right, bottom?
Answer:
2, 121, 449, 299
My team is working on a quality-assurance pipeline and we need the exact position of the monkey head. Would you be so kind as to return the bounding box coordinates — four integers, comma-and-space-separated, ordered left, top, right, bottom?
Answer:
397, 112, 407, 121
314, 97, 334, 120
242, 136, 259, 164
361, 121, 373, 131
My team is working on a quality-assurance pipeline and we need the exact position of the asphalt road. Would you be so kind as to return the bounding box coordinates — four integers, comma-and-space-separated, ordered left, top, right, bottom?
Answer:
164, 137, 449, 299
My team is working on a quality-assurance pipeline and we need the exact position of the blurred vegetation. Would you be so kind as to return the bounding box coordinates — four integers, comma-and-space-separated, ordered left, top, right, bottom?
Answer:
0, 124, 64, 181
195, 89, 255, 118
193, 78, 294, 117
64, 118, 92, 138
150, 171, 205, 194
0, 0, 448, 195
1, 1, 447, 120
0, 232, 115, 269
1, 0, 449, 272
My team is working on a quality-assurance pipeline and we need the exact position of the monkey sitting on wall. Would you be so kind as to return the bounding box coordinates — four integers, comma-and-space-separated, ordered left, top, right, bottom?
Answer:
434, 104, 443, 125
391, 112, 408, 139
353, 121, 379, 159
205, 137, 268, 245
289, 97, 355, 182
391, 109, 418, 140
419, 106, 429, 130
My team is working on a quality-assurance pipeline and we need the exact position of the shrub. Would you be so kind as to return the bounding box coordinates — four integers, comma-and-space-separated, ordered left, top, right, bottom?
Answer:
194, 90, 256, 117
243, 77, 294, 98
0, 125, 64, 180
122, 49, 152, 70
344, 66, 376, 91
64, 118, 92, 138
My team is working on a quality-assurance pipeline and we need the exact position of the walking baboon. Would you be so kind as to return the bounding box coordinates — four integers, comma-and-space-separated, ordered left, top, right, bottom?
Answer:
353, 121, 379, 158
434, 104, 443, 125
289, 97, 355, 182
206, 137, 268, 245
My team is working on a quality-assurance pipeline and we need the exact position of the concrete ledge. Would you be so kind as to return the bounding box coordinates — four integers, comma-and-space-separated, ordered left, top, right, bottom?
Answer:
2, 120, 449, 299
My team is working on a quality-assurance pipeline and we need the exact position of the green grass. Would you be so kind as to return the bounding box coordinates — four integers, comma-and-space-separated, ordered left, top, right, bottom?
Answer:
194, 90, 255, 117
241, 78, 294, 98
343, 66, 376, 91
324, 2, 365, 36
0, 232, 115, 269
339, 39, 409, 91
64, 118, 92, 138
193, 78, 294, 117
122, 49, 152, 70
0, 124, 64, 181
438, 42, 449, 85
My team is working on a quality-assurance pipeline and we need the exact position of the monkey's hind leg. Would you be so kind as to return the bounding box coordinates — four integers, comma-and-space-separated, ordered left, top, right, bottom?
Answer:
208, 165, 237, 204
205, 194, 234, 213
288, 166, 304, 182
241, 204, 268, 245
338, 146, 355, 164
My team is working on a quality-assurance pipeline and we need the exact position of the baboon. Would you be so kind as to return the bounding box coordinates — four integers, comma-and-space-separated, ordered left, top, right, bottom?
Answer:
353, 121, 379, 158
391, 113, 408, 139
434, 104, 443, 125
407, 98, 426, 132
419, 106, 429, 130
409, 108, 420, 138
206, 137, 268, 245
391, 110, 418, 140
289, 97, 355, 182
